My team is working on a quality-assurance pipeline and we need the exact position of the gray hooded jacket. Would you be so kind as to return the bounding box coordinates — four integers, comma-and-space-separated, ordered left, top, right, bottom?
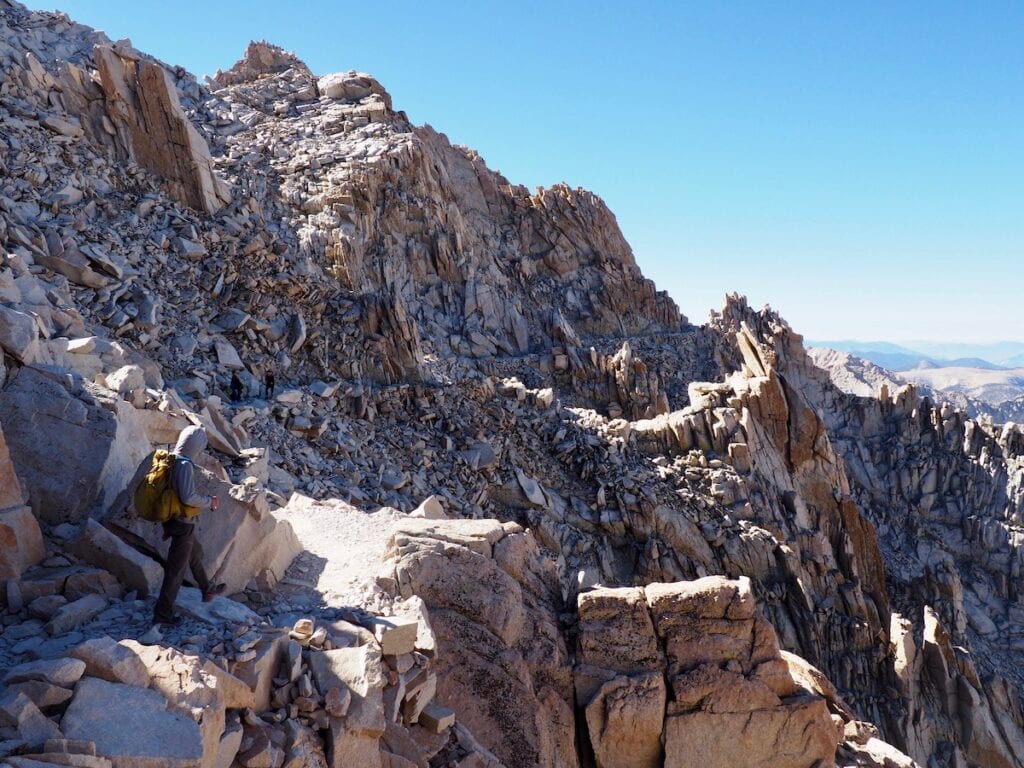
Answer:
171, 426, 212, 511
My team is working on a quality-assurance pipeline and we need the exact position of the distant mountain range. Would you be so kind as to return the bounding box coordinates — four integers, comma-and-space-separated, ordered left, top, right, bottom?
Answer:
809, 347, 1024, 423
807, 340, 1024, 371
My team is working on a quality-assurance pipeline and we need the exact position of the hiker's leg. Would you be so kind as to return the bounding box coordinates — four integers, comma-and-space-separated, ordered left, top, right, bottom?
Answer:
188, 534, 211, 593
154, 520, 194, 621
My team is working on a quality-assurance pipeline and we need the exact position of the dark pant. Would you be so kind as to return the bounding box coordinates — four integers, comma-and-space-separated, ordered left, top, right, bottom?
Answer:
153, 518, 210, 622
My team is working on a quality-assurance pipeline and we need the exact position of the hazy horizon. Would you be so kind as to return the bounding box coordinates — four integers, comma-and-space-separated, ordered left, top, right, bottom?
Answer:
23, 0, 1024, 344
808, 340, 1024, 348
806, 338, 1024, 369
809, 338, 1024, 346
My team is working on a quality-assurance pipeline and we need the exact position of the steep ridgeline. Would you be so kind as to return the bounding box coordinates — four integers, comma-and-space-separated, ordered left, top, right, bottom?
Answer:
201, 42, 684, 382
0, 3, 682, 397
711, 295, 1024, 767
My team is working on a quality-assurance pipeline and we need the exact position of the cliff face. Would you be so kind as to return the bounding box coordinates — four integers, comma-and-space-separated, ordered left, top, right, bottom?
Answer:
0, 8, 682, 397
1, 2, 1023, 767
710, 295, 1024, 766
201, 44, 683, 382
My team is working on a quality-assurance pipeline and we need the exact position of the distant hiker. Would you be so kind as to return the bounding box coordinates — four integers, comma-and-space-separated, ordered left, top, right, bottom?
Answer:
135, 425, 225, 628
264, 369, 276, 399
229, 371, 243, 402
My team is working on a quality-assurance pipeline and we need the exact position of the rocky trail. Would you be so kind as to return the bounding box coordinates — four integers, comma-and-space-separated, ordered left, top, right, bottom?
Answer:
272, 494, 404, 612
1, 1, 1024, 766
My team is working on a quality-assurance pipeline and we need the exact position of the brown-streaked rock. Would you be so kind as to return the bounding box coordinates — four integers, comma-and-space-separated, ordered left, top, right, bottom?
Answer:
94, 46, 229, 214
0, 421, 27, 509
4, 658, 87, 688
0, 505, 45, 580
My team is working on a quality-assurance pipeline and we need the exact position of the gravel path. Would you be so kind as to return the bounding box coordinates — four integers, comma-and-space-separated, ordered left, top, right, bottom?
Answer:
274, 494, 404, 611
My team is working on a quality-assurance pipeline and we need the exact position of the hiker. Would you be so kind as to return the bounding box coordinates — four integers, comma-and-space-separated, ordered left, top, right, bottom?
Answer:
150, 426, 225, 627
229, 370, 243, 402
264, 369, 275, 399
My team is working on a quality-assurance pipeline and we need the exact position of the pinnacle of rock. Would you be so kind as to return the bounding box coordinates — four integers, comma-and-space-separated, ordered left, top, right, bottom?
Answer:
209, 40, 313, 89
209, 39, 313, 90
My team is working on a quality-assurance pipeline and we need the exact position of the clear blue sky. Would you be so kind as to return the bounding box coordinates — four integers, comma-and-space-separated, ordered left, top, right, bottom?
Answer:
26, 1, 1024, 342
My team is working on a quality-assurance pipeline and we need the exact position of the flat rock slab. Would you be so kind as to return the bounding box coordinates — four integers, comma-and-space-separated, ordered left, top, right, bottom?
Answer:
11, 756, 112, 768
69, 637, 150, 688
46, 594, 107, 636
275, 494, 403, 607
61, 677, 203, 768
389, 518, 508, 557
66, 521, 162, 598
6, 757, 107, 768
418, 703, 455, 734
176, 587, 260, 625
24, 633, 87, 662
5, 680, 74, 711
4, 657, 86, 688
663, 696, 839, 768
368, 615, 418, 656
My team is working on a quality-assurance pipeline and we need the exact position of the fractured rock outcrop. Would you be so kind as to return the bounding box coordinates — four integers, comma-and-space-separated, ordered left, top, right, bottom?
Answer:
93, 45, 230, 214
576, 577, 841, 768
0, 366, 151, 524
209, 40, 313, 90
381, 517, 578, 768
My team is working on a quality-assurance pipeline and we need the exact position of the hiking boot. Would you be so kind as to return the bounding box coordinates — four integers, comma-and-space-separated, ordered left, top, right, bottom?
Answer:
155, 614, 183, 628
202, 583, 226, 602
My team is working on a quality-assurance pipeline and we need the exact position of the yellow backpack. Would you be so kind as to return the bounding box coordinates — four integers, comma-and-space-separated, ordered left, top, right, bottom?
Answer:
134, 450, 200, 522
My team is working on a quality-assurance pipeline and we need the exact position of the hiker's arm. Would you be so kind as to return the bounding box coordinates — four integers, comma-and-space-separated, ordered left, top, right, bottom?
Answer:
172, 461, 213, 509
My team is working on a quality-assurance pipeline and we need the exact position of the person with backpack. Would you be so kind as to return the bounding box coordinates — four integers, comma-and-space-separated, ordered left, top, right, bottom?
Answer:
136, 425, 225, 627
229, 370, 243, 402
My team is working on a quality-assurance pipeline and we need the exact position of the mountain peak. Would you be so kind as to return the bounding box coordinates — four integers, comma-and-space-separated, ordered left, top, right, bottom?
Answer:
208, 40, 312, 89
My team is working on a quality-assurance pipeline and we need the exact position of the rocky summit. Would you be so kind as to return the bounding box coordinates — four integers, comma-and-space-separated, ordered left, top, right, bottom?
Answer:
0, 3, 1022, 768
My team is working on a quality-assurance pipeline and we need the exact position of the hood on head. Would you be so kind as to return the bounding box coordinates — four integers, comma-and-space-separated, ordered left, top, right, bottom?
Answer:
174, 425, 208, 460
